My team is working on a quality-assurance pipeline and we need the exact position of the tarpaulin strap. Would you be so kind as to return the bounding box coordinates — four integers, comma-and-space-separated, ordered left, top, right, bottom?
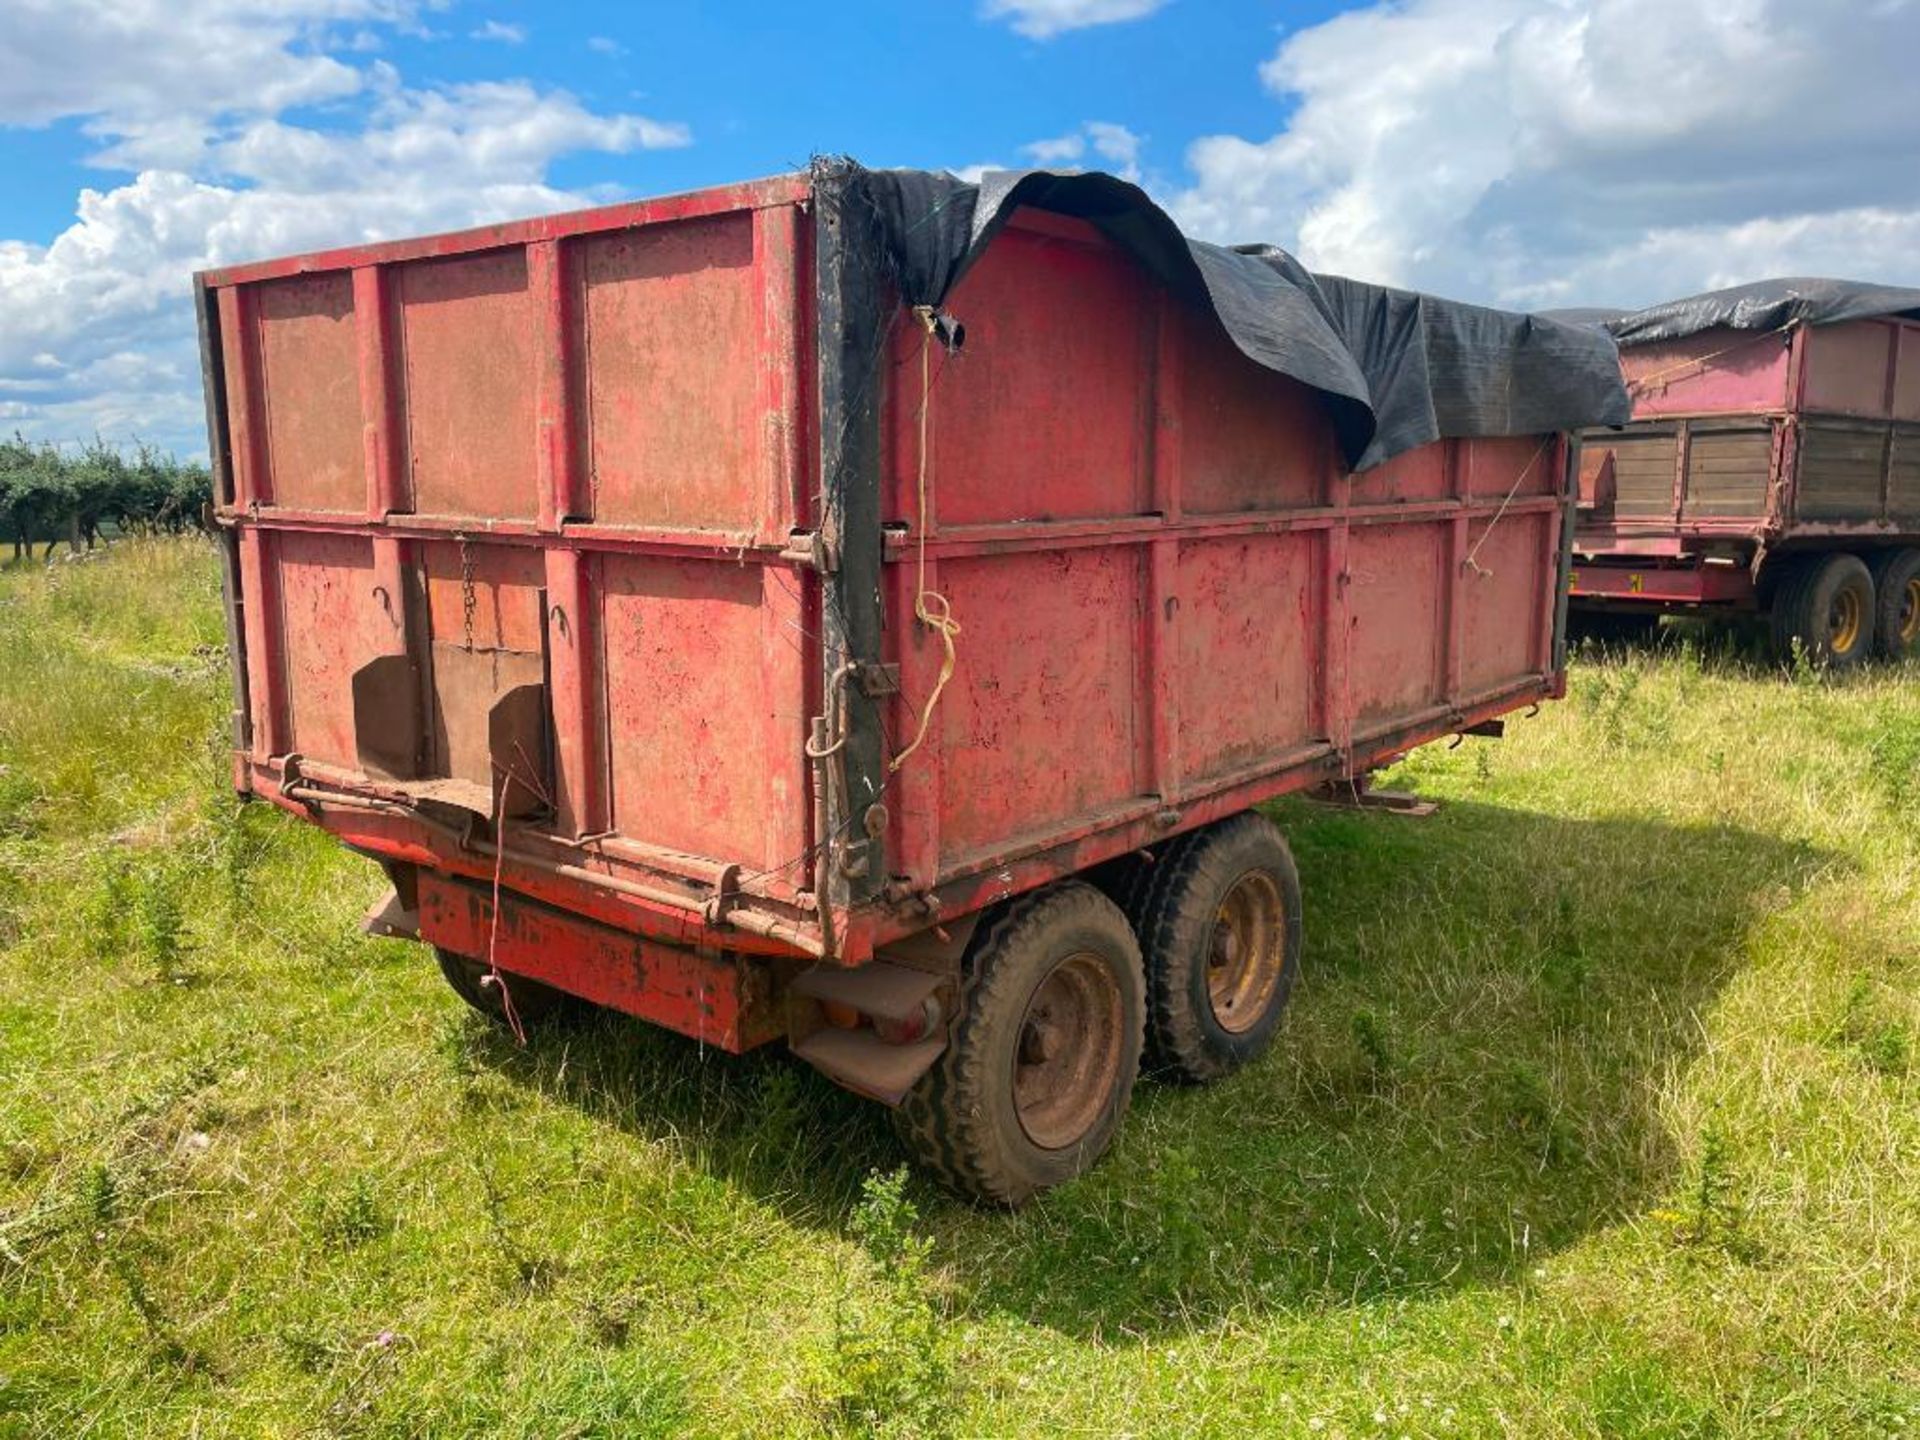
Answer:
1625, 324, 1793, 399
1463, 436, 1554, 579
889, 305, 962, 776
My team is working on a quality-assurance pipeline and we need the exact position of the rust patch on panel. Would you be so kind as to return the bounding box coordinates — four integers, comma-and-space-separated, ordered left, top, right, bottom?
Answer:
1345, 524, 1446, 726
936, 546, 1139, 866
255, 273, 364, 511
579, 214, 760, 530
398, 250, 537, 519
1460, 511, 1548, 695
1175, 533, 1316, 780
601, 552, 771, 866
276, 531, 383, 767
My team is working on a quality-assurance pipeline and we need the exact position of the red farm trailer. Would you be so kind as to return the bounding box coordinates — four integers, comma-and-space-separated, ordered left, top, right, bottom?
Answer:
196, 164, 1624, 1202
1567, 280, 1920, 665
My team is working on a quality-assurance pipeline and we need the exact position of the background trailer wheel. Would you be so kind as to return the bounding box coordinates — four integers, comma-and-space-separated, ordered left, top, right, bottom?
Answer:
1870, 549, 1920, 662
1769, 552, 1875, 668
893, 883, 1144, 1206
1129, 811, 1304, 1084
434, 947, 569, 1029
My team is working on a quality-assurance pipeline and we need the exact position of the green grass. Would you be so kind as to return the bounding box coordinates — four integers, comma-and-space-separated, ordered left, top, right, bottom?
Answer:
2, 539, 1918, 1437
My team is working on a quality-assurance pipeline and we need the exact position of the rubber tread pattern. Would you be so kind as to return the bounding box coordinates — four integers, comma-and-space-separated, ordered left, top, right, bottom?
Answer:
1868, 548, 1920, 661
1770, 552, 1874, 668
1123, 812, 1303, 1084
891, 883, 1143, 1206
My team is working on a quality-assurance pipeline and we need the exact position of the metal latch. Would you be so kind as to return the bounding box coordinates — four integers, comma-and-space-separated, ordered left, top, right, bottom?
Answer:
779, 530, 838, 574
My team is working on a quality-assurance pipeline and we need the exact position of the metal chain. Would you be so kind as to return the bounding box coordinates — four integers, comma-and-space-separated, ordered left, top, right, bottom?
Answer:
457, 533, 476, 652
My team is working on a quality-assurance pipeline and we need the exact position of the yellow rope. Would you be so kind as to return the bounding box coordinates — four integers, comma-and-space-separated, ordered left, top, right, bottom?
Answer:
1462, 435, 1552, 578
1625, 323, 1793, 398
889, 306, 961, 774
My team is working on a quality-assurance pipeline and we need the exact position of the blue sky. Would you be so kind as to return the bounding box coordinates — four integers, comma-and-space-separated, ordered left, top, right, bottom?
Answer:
0, 1, 1348, 246
367, 1, 1343, 210
3, 0, 1918, 455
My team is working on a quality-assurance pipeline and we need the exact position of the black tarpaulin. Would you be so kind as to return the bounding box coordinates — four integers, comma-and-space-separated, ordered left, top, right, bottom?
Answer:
1600, 277, 1920, 347
835, 163, 1629, 472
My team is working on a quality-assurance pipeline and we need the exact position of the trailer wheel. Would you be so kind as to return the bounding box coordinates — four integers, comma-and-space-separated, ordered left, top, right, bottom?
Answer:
893, 883, 1144, 1206
434, 947, 568, 1028
1770, 552, 1875, 668
1127, 812, 1303, 1084
1870, 549, 1920, 661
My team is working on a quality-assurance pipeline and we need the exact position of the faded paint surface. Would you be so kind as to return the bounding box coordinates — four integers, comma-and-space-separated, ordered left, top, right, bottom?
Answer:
905, 215, 1152, 527
880, 208, 1563, 903
1459, 513, 1549, 695
935, 546, 1141, 867
400, 250, 539, 520
255, 274, 363, 511
1620, 326, 1793, 419
415, 870, 780, 1050
601, 552, 773, 866
276, 531, 381, 765
1176, 304, 1332, 514
1174, 533, 1316, 781
1345, 523, 1446, 725
579, 213, 762, 531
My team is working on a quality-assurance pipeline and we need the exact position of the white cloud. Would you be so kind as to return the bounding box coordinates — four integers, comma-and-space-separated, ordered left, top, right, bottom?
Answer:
587, 35, 627, 57
0, 0, 413, 171
470, 19, 527, 43
1083, 121, 1142, 178
1504, 207, 1920, 313
211, 80, 688, 193
1021, 121, 1143, 181
982, 0, 1168, 40
0, 3, 691, 454
1022, 134, 1084, 167
1170, 0, 1920, 309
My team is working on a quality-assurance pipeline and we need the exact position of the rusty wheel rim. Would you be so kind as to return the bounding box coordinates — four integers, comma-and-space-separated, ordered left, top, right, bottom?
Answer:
1829, 586, 1863, 654
1901, 577, 1920, 646
1207, 871, 1286, 1035
1012, 952, 1124, 1151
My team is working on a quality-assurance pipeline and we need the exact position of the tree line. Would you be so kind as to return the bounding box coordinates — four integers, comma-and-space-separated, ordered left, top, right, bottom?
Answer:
1, 434, 213, 562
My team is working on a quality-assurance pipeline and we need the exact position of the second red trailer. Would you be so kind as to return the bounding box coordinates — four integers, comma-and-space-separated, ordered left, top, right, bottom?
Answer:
1568, 280, 1920, 664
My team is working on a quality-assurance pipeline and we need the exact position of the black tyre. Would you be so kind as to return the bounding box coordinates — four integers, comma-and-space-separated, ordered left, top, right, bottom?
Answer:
1869, 548, 1920, 661
1769, 552, 1875, 669
893, 883, 1144, 1206
434, 947, 568, 1028
1127, 812, 1303, 1084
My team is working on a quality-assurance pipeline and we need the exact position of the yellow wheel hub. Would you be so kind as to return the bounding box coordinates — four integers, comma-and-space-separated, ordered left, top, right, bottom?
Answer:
1207, 872, 1287, 1035
1902, 577, 1920, 647
1830, 586, 1863, 654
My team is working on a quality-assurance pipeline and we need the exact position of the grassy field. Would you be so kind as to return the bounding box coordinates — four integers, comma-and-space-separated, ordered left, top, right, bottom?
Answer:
1, 537, 1916, 1438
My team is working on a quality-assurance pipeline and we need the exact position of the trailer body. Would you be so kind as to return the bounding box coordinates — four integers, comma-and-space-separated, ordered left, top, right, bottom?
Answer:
1570, 313, 1920, 659
198, 171, 1581, 1191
